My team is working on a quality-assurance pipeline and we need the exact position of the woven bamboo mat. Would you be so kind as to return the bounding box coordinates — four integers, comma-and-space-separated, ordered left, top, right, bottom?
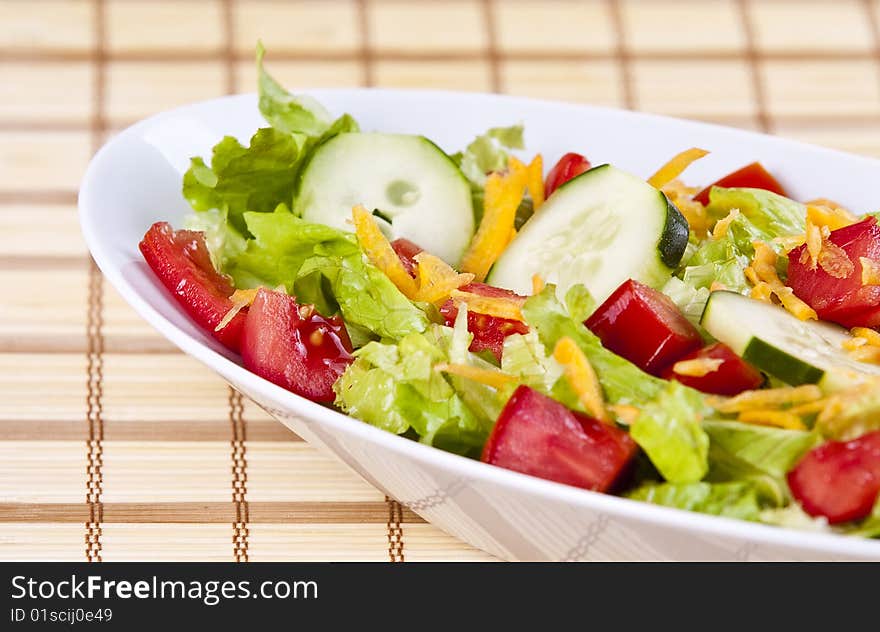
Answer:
2, 0, 880, 562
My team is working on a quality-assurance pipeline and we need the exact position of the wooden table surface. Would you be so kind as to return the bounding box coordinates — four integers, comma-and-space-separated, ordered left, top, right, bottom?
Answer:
2, 0, 879, 561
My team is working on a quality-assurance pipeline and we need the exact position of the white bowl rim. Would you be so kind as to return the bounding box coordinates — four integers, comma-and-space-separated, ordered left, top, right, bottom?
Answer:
79, 88, 880, 559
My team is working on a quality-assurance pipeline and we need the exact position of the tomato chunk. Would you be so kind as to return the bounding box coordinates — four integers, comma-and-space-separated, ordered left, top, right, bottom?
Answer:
390, 237, 424, 277
585, 279, 703, 376
661, 342, 764, 396
241, 288, 353, 403
544, 152, 591, 198
440, 282, 529, 361
482, 385, 637, 492
787, 217, 880, 328
787, 430, 880, 524
694, 162, 787, 206
139, 221, 245, 351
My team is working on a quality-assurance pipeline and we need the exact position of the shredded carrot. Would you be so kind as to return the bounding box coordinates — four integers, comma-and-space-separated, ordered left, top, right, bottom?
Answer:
861, 257, 880, 286
774, 234, 807, 253
647, 148, 709, 189
787, 399, 830, 416
411, 252, 474, 304
748, 241, 818, 321
848, 346, 880, 365
609, 404, 640, 426
526, 154, 545, 209
806, 197, 855, 213
737, 410, 807, 431
806, 201, 858, 229
804, 218, 825, 269
506, 226, 517, 248
434, 363, 516, 389
749, 281, 774, 302
531, 273, 545, 295
352, 205, 419, 299
671, 357, 724, 377
216, 288, 260, 332
852, 327, 880, 346
553, 337, 609, 423
711, 208, 740, 240
459, 157, 528, 282
709, 384, 822, 413
843, 336, 868, 351
709, 280, 729, 293
449, 289, 526, 321
744, 265, 761, 287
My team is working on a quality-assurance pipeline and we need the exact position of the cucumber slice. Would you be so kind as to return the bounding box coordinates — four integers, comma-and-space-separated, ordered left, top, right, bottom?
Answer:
295, 132, 474, 264
701, 290, 880, 389
487, 164, 688, 303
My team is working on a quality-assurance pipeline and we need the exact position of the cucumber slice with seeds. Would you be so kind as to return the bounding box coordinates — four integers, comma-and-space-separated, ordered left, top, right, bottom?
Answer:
701, 290, 880, 389
487, 164, 688, 303
296, 132, 474, 265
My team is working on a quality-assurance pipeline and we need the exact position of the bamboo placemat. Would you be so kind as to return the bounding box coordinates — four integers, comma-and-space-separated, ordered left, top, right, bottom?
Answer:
2, 0, 880, 562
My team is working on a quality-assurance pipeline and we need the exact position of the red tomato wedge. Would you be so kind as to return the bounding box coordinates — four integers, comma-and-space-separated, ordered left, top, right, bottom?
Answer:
787, 217, 880, 328
482, 385, 638, 492
390, 237, 424, 277
661, 342, 764, 396
440, 282, 529, 361
139, 221, 246, 351
241, 288, 353, 403
787, 430, 880, 524
694, 162, 787, 206
544, 152, 591, 198
585, 279, 704, 376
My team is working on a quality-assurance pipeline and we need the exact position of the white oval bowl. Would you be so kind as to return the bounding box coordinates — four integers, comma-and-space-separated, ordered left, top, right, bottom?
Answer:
80, 90, 880, 561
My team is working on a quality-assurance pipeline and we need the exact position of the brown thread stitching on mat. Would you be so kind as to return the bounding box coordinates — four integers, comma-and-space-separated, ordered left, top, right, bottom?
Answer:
482, 0, 501, 93
222, 0, 250, 563
356, 0, 375, 87
355, 0, 405, 562
222, 0, 237, 96
229, 388, 250, 562
861, 0, 880, 97
386, 496, 405, 562
84, 0, 107, 564
737, 0, 772, 133
607, 0, 635, 110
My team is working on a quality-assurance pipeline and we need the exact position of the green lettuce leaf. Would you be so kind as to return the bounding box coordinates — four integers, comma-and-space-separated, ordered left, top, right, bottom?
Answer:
760, 503, 831, 533
679, 212, 769, 294
184, 44, 359, 239
706, 187, 806, 239
453, 124, 524, 186
182, 208, 246, 270
333, 326, 495, 456
256, 41, 332, 138
661, 276, 710, 331
451, 124, 526, 224
182, 128, 304, 235
841, 498, 880, 538
228, 207, 428, 341
678, 189, 803, 296
445, 308, 510, 422
630, 382, 710, 483
815, 385, 880, 440
501, 332, 564, 396
626, 481, 761, 521
703, 420, 819, 505
522, 284, 667, 404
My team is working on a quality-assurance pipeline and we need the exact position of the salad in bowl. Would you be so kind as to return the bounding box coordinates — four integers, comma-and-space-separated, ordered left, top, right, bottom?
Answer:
138, 47, 880, 540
